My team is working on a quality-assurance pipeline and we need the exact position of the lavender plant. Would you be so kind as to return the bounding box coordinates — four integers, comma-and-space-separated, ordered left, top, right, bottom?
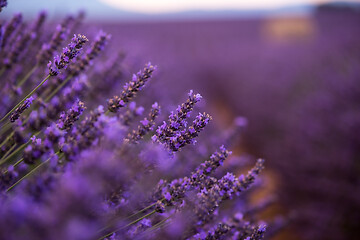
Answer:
0, 8, 277, 240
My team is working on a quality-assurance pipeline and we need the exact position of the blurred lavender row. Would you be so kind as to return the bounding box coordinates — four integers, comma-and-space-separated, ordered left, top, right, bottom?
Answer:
91, 5, 358, 240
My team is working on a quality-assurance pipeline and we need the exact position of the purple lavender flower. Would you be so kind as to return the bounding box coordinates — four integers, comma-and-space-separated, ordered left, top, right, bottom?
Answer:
9, 96, 34, 122
126, 102, 161, 143
165, 112, 212, 152
26, 77, 88, 132
189, 213, 266, 240
248, 224, 266, 240
119, 102, 144, 126
155, 199, 166, 213
37, 24, 68, 65
190, 145, 231, 189
44, 123, 64, 147
32, 11, 47, 35
3, 11, 47, 69
237, 159, 265, 192
152, 90, 204, 152
194, 159, 265, 225
127, 218, 152, 238
69, 30, 111, 76
108, 63, 156, 112
4, 26, 36, 69
0, 13, 22, 49
12, 119, 28, 144
23, 136, 46, 164
0, 166, 18, 190
151, 146, 231, 210
20, 100, 85, 165
48, 34, 88, 76
60, 105, 108, 161
57, 99, 86, 130
190, 222, 232, 240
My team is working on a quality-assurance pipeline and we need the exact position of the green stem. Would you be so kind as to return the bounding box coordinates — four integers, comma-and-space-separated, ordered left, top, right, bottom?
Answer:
6, 159, 49, 192
126, 201, 160, 220
13, 157, 24, 168
0, 143, 17, 161
0, 132, 14, 149
44, 75, 71, 102
6, 152, 62, 192
0, 108, 33, 144
0, 74, 51, 123
124, 210, 157, 229
0, 131, 41, 166
3, 158, 23, 174
0, 121, 11, 134
98, 210, 157, 240
0, 141, 28, 165
97, 200, 163, 235
146, 215, 172, 233
17, 65, 38, 87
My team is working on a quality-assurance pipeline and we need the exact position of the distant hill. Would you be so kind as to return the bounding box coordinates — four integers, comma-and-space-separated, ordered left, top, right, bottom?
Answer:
315, 1, 360, 13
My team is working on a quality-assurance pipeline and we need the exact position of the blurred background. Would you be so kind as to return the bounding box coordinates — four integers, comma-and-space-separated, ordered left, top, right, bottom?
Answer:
2, 0, 360, 239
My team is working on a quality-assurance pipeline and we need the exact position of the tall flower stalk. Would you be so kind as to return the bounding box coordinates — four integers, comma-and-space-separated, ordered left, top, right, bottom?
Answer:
0, 34, 88, 124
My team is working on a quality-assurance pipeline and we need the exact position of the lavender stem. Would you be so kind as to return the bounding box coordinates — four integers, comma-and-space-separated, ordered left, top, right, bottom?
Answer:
0, 132, 13, 148
0, 74, 51, 123
6, 158, 49, 192
43, 75, 71, 102
0, 121, 11, 135
16, 64, 38, 87
0, 131, 41, 165
2, 158, 23, 175
99, 210, 157, 240
0, 143, 17, 161
6, 151, 62, 192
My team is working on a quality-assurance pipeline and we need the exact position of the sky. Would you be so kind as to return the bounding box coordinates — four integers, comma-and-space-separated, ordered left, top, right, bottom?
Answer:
1, 0, 359, 21
99, 0, 359, 13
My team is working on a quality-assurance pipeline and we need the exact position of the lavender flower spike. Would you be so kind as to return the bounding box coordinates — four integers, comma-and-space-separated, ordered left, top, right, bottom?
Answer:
32, 10, 47, 34
166, 112, 212, 152
9, 96, 34, 122
119, 102, 144, 126
248, 224, 267, 240
1, 13, 22, 49
48, 34, 88, 76
70, 30, 111, 76
57, 99, 86, 130
190, 222, 232, 240
126, 102, 161, 143
4, 25, 37, 69
37, 24, 68, 65
195, 159, 265, 225
237, 158, 265, 192
108, 63, 156, 112
152, 90, 202, 145
152, 146, 231, 209
190, 145, 231, 189
23, 136, 45, 164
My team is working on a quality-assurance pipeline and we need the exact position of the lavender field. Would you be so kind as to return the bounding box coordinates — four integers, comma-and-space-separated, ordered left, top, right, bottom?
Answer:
0, 2, 360, 240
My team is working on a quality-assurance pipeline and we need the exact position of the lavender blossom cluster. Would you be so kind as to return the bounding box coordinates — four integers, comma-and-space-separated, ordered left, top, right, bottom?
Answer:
0, 9, 284, 240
